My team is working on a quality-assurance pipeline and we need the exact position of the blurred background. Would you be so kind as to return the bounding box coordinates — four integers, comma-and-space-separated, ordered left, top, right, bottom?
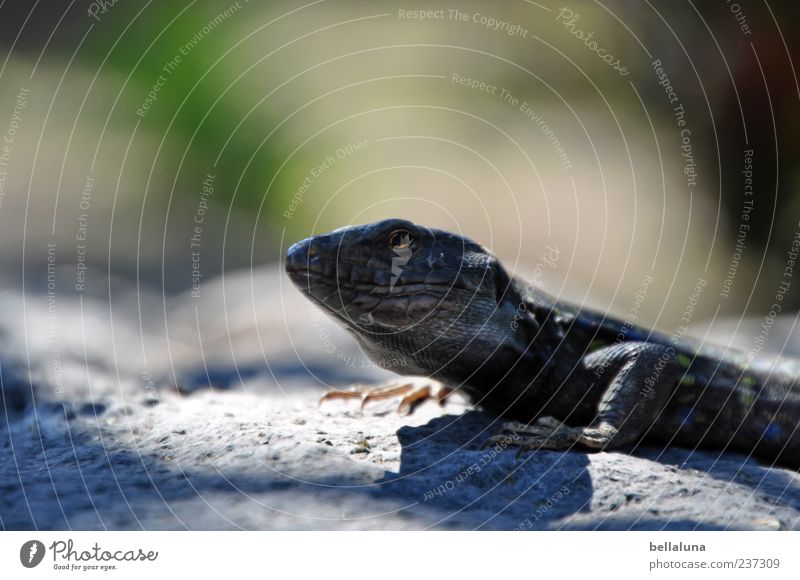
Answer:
0, 0, 798, 341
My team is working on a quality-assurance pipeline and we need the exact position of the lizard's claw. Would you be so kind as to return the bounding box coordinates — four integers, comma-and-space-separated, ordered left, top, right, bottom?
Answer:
485, 417, 619, 457
319, 378, 453, 415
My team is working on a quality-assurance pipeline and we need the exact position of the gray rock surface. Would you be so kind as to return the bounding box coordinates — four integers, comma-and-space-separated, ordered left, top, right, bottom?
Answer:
2, 268, 800, 530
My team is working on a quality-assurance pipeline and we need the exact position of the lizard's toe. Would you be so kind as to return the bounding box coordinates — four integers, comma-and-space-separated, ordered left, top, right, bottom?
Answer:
496, 417, 567, 437
320, 377, 453, 416
573, 423, 618, 450
513, 432, 582, 457
318, 386, 365, 407
487, 417, 586, 456
533, 416, 566, 429
482, 434, 517, 449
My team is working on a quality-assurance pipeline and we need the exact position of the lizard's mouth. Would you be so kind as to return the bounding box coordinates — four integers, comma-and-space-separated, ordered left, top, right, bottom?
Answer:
286, 246, 456, 330
286, 239, 452, 297
287, 267, 450, 297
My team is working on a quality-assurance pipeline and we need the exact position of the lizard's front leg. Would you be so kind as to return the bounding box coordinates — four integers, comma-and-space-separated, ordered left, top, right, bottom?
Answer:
490, 343, 682, 454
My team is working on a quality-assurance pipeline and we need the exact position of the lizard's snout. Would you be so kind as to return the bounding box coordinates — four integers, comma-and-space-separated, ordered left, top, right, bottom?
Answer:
285, 238, 322, 276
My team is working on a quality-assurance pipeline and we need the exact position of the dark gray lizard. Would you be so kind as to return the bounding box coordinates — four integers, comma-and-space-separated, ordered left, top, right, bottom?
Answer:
285, 218, 800, 468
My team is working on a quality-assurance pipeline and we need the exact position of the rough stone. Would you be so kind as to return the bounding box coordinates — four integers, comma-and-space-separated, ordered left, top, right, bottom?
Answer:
1, 269, 799, 530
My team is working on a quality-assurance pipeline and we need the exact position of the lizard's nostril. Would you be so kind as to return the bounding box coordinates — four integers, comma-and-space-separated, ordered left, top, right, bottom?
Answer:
286, 239, 313, 271
308, 245, 318, 258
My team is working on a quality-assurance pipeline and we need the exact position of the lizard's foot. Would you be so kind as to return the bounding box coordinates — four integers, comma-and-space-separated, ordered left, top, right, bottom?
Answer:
319, 377, 453, 415
485, 417, 618, 456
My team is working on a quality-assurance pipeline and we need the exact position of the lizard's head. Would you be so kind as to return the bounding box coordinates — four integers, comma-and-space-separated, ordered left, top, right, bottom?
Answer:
286, 218, 521, 372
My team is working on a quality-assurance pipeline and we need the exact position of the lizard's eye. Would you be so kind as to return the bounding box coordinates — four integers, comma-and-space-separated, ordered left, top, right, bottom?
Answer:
387, 228, 413, 250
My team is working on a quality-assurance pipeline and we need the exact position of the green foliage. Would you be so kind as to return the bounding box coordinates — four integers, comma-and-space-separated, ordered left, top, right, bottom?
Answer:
87, 1, 288, 219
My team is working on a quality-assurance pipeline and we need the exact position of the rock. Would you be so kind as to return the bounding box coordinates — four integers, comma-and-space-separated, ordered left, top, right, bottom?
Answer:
1, 268, 800, 530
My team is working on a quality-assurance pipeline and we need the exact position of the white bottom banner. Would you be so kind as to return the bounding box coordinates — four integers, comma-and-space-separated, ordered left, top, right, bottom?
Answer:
2, 531, 799, 578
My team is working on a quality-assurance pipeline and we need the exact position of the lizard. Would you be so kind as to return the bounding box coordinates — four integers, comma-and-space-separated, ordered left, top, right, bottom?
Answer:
285, 218, 800, 468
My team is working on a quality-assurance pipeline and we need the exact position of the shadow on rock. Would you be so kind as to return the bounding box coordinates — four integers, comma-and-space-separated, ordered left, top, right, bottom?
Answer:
381, 412, 800, 530
376, 411, 594, 530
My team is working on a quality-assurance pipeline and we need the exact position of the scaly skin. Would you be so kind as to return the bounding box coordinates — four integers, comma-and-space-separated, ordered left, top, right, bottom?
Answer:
285, 218, 800, 468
